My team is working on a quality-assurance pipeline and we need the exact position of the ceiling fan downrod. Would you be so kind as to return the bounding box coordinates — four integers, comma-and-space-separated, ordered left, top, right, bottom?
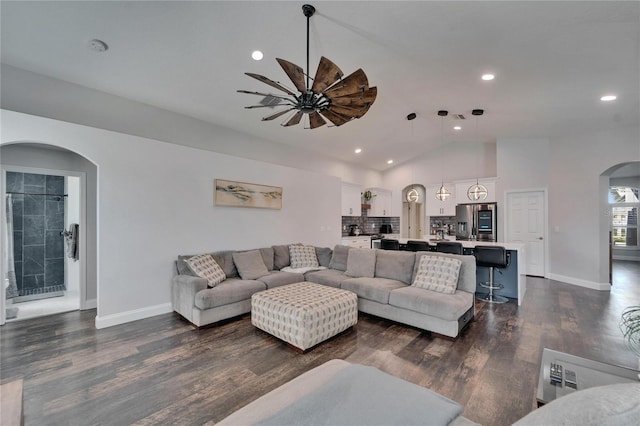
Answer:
302, 4, 315, 91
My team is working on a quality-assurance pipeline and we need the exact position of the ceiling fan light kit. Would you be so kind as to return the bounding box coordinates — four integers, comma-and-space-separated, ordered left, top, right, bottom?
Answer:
238, 4, 377, 129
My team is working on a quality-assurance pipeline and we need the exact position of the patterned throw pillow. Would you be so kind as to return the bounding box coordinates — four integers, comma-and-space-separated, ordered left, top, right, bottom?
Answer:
289, 245, 319, 269
412, 255, 462, 294
184, 254, 226, 287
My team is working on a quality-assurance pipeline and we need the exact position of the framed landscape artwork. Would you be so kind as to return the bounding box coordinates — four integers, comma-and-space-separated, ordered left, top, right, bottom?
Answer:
215, 179, 283, 210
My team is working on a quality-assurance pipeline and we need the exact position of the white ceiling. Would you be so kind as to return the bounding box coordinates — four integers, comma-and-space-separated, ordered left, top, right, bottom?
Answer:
1, 1, 638, 171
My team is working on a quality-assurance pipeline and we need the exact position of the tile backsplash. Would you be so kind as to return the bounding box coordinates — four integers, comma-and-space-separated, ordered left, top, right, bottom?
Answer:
341, 213, 400, 236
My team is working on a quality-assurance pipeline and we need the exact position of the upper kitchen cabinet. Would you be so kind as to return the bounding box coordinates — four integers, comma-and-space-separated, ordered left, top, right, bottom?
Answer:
426, 183, 456, 216
341, 182, 362, 216
366, 187, 392, 217
455, 178, 497, 204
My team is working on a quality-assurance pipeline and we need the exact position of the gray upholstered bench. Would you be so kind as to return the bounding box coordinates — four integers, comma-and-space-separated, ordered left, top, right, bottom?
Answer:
251, 282, 358, 352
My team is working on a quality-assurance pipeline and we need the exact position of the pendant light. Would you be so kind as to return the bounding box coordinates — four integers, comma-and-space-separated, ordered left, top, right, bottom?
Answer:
435, 110, 450, 201
467, 109, 488, 201
406, 112, 420, 203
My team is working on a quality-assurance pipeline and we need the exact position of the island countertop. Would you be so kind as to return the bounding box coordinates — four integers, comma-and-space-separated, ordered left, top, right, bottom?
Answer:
396, 238, 526, 252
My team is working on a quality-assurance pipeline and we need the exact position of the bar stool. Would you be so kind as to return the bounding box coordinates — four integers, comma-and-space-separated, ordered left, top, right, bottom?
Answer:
474, 245, 509, 304
406, 240, 430, 252
435, 241, 463, 255
380, 239, 400, 250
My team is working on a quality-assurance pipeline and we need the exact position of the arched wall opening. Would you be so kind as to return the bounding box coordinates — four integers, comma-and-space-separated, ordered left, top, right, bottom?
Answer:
401, 184, 426, 239
1, 141, 98, 324
599, 161, 640, 285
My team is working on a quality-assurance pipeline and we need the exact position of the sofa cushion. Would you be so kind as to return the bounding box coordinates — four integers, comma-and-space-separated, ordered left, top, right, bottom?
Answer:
273, 243, 303, 270
329, 245, 350, 271
375, 250, 416, 284
232, 250, 270, 280
257, 271, 305, 289
304, 269, 349, 288
412, 255, 462, 294
289, 244, 319, 268
315, 247, 333, 268
345, 248, 376, 278
342, 277, 407, 304
513, 382, 640, 426
389, 286, 473, 321
184, 254, 226, 287
257, 247, 275, 271
178, 250, 237, 278
194, 278, 266, 309
412, 252, 475, 294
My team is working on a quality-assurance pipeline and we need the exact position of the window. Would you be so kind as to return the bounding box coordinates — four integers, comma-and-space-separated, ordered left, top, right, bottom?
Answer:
610, 186, 639, 247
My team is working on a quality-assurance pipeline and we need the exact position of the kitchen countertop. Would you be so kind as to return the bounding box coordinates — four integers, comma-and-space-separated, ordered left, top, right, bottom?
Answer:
397, 238, 525, 252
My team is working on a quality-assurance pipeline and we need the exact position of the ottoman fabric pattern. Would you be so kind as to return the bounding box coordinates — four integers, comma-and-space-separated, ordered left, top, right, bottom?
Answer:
251, 282, 358, 351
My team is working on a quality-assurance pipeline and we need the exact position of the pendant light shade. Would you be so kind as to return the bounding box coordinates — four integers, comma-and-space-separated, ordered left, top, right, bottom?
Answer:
436, 185, 450, 201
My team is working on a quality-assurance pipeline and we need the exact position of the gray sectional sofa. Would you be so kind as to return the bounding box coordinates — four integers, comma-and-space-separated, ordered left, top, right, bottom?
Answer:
172, 244, 476, 338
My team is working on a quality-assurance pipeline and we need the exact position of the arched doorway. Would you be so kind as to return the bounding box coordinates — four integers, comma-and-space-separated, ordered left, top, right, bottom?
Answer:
600, 161, 640, 286
1, 142, 97, 324
402, 184, 426, 239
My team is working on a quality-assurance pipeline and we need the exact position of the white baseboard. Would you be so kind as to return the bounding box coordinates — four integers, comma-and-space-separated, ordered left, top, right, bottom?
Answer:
94, 303, 173, 329
548, 273, 611, 291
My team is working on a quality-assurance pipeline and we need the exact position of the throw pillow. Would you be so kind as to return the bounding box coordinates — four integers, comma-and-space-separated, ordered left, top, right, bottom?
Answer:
329, 244, 350, 271
315, 246, 333, 267
232, 250, 269, 280
289, 244, 319, 268
412, 255, 462, 294
345, 248, 377, 278
184, 254, 226, 287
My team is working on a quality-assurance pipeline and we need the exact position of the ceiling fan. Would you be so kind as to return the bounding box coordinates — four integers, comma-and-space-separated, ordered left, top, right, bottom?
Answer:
237, 4, 377, 129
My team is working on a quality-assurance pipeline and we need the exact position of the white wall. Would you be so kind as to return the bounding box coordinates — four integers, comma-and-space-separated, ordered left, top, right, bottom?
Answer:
1, 110, 342, 328
66, 176, 80, 294
549, 125, 640, 287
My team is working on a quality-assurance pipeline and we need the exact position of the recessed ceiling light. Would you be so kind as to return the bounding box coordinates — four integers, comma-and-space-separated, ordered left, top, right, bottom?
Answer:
453, 126, 462, 130
387, 159, 393, 165
600, 95, 617, 101
88, 39, 108, 52
251, 50, 264, 61
354, 148, 362, 154
481, 74, 495, 81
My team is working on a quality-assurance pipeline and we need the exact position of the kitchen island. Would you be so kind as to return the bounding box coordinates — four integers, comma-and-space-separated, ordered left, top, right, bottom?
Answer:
396, 238, 527, 306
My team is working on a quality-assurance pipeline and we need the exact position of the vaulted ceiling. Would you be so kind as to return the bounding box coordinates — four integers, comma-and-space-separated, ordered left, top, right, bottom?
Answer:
2, 1, 638, 171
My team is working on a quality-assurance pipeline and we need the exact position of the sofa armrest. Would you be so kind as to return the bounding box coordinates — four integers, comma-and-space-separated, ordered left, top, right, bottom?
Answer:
172, 274, 208, 322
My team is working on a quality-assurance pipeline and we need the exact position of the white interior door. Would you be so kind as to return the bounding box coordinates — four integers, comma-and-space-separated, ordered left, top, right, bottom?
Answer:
507, 191, 546, 277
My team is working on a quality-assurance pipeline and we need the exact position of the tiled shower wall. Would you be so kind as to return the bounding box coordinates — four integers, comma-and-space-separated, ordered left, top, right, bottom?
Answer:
7, 172, 65, 296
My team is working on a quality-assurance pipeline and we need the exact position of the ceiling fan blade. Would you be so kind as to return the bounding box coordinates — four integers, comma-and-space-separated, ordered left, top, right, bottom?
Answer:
311, 57, 344, 93
308, 111, 326, 129
237, 90, 293, 101
244, 103, 294, 109
320, 109, 352, 127
276, 58, 307, 93
245, 72, 297, 96
326, 104, 364, 118
283, 111, 303, 127
262, 108, 295, 121
324, 69, 369, 98
331, 87, 377, 107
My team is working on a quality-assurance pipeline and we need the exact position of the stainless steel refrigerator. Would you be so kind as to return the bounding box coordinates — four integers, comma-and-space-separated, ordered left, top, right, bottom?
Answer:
455, 203, 497, 241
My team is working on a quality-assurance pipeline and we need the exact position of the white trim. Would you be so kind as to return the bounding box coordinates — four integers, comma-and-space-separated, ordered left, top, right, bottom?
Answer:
95, 303, 172, 329
549, 273, 611, 291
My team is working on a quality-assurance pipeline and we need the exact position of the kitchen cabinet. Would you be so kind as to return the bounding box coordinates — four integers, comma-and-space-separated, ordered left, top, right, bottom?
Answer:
341, 236, 371, 249
455, 179, 497, 204
426, 184, 456, 216
366, 187, 392, 217
341, 182, 362, 216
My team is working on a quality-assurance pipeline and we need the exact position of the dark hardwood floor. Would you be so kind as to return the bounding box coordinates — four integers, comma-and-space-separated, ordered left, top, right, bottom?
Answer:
2, 261, 639, 426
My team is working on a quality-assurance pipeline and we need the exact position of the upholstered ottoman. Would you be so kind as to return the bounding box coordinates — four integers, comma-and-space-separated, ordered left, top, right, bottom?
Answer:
251, 282, 358, 352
